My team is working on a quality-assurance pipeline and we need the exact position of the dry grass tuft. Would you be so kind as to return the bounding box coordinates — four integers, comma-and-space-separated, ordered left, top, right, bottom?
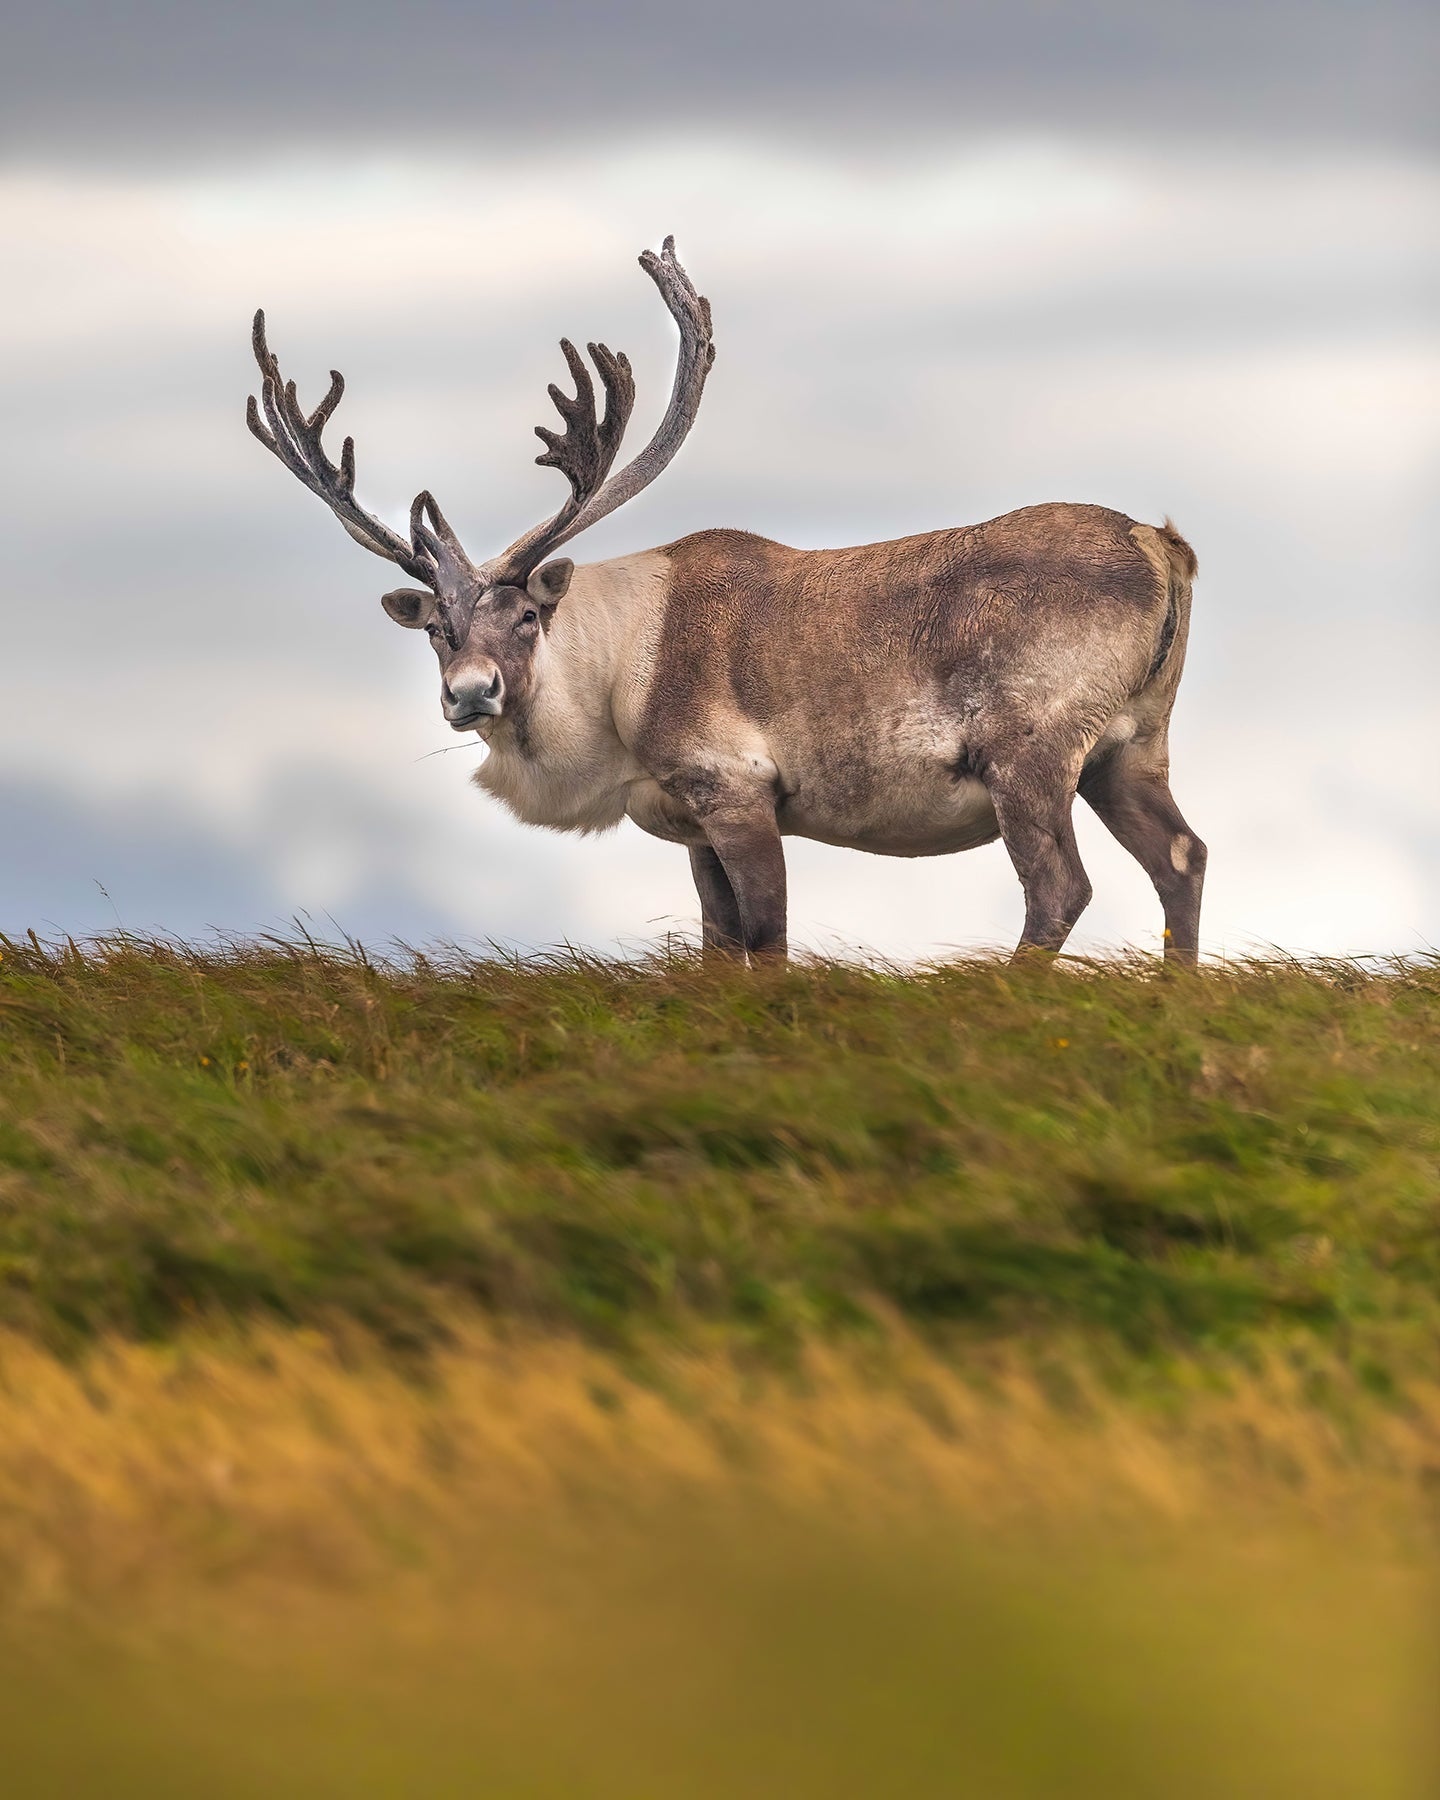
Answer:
2, 1321, 1436, 1617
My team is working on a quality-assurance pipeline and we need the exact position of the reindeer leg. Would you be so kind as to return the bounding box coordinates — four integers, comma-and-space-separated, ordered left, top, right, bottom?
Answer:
1079, 746, 1206, 967
986, 761, 1093, 959
688, 845, 746, 958
695, 805, 788, 962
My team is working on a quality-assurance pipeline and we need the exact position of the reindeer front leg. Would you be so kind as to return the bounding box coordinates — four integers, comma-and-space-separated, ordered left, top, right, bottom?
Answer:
688, 846, 746, 957
693, 803, 788, 961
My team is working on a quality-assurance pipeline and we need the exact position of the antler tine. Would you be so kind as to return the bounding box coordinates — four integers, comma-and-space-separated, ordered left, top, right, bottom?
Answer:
533, 339, 602, 504
571, 233, 715, 532
481, 332, 639, 585
587, 341, 637, 467
408, 489, 473, 582
246, 309, 463, 585
484, 238, 711, 586
638, 234, 714, 350
532, 337, 637, 503
307, 368, 345, 436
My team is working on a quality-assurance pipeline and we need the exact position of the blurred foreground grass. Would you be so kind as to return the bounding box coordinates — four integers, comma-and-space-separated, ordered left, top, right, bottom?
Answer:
0, 935, 1437, 1795
1, 1324, 1435, 1798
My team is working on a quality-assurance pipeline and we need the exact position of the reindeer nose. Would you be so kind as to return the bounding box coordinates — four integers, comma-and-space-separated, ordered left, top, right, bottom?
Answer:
443, 665, 504, 725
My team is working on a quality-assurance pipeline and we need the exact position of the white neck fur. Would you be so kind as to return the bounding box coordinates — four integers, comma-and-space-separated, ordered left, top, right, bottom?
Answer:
472, 549, 670, 834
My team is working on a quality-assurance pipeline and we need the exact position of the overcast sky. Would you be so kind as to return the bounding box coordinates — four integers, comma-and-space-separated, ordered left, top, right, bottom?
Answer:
5, 2, 1435, 156
1, 3, 1435, 959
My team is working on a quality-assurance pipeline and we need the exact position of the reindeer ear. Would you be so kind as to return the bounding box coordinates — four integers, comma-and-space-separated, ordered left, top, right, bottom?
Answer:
527, 559, 573, 610
381, 588, 438, 629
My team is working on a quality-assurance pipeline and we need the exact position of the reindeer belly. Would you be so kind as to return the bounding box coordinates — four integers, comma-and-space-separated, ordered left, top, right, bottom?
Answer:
774, 715, 1000, 858
625, 699, 1001, 858
779, 776, 998, 856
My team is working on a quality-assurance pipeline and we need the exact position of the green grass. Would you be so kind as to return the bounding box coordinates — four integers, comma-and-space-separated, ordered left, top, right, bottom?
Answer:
2, 932, 1437, 1393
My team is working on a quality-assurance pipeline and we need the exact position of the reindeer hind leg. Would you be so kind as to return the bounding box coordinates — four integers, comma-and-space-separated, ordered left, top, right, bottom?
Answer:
1079, 744, 1206, 966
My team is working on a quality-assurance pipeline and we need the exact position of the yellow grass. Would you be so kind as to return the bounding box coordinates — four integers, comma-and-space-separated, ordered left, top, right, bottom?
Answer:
1, 1324, 1437, 1798
2, 1322, 1437, 1614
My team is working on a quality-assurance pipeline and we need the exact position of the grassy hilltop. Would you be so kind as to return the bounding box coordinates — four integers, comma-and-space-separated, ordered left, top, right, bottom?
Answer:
1, 933, 1437, 1373
1, 934, 1437, 1797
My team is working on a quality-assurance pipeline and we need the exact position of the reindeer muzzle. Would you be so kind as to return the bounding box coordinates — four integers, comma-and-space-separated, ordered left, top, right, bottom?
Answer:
443, 667, 504, 727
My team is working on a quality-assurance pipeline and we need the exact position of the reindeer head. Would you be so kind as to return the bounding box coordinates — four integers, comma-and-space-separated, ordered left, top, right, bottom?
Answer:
247, 238, 714, 732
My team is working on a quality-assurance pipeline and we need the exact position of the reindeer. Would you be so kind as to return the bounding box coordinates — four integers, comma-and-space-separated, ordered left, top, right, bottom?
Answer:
248, 238, 1205, 965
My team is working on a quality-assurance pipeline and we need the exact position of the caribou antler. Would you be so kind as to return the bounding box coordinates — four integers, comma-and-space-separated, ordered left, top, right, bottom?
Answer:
246, 312, 474, 593
483, 236, 716, 585
247, 237, 713, 607
485, 336, 637, 584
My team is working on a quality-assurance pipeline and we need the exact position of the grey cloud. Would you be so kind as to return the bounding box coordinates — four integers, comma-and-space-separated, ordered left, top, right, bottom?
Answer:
0, 765, 602, 950
0, 774, 347, 946
2, 2, 1434, 161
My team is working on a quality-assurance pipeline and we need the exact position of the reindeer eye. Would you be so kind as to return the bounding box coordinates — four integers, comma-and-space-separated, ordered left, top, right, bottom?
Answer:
520, 608, 538, 626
